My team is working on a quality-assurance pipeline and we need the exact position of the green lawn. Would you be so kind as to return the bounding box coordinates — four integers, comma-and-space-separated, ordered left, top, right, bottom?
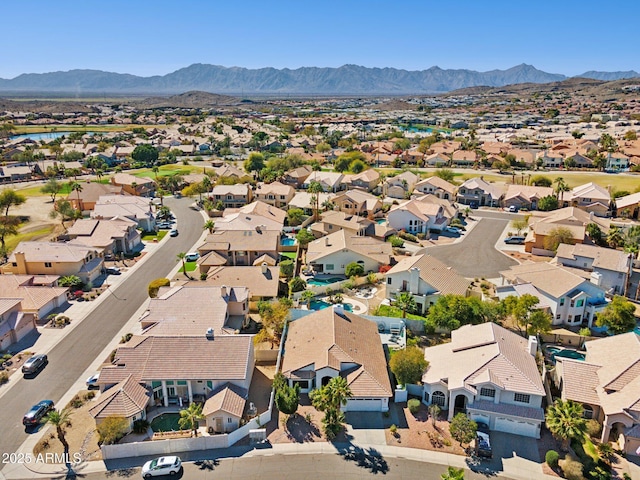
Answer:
132, 164, 212, 179
6, 225, 56, 253
141, 230, 167, 242
376, 304, 429, 322
280, 252, 297, 260
179, 261, 197, 273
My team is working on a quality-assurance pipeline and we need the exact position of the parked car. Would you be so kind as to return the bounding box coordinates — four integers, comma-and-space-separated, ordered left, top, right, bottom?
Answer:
504, 236, 525, 245
475, 422, 492, 458
157, 222, 172, 229
141, 456, 182, 478
445, 226, 461, 235
507, 205, 519, 213
469, 201, 479, 209
23, 400, 54, 426
22, 354, 48, 375
86, 373, 100, 389
169, 229, 179, 237
185, 252, 200, 262
105, 267, 121, 275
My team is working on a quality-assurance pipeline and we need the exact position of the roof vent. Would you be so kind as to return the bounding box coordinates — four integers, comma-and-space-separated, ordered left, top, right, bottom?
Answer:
206, 328, 215, 340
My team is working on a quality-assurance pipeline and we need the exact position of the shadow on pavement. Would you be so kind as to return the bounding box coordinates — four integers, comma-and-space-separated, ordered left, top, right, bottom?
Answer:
334, 442, 389, 474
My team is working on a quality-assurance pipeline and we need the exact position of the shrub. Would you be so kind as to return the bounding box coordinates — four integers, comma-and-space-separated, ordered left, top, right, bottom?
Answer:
70, 394, 84, 409
345, 262, 364, 277
398, 231, 418, 243
279, 259, 294, 278
366, 272, 377, 285
97, 416, 129, 445
120, 333, 133, 344
83, 391, 96, 401
559, 454, 585, 480
585, 419, 602, 438
148, 278, 170, 298
389, 235, 404, 248
408, 398, 421, 414
200, 272, 207, 281
0, 372, 8, 385
389, 424, 397, 434
288, 276, 307, 293
132, 419, 150, 434
109, 349, 117, 363
545, 450, 559, 468
379, 265, 392, 274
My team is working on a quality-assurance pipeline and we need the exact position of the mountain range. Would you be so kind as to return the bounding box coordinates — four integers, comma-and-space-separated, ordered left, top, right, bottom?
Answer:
0, 64, 638, 95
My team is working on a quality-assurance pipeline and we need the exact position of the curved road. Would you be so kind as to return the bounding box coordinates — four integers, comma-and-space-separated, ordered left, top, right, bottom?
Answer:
0, 197, 204, 457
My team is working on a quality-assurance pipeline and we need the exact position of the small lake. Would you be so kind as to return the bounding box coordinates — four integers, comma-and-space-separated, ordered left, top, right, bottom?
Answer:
10, 131, 90, 142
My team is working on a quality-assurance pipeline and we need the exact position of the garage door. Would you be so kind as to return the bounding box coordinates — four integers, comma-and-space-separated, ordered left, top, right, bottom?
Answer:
470, 414, 490, 426
494, 417, 539, 437
345, 398, 383, 412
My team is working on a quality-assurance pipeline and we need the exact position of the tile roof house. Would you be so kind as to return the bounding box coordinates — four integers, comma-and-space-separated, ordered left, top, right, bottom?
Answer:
306, 230, 392, 275
497, 262, 609, 328
203, 264, 280, 302
213, 201, 286, 232
2, 241, 104, 284
65, 182, 124, 211
414, 176, 457, 201
197, 229, 279, 267
254, 182, 295, 208
387, 196, 451, 235
88, 374, 151, 433
332, 190, 382, 217
456, 177, 504, 207
110, 173, 156, 197
424, 152, 451, 167
554, 243, 633, 296
92, 194, 156, 232
615, 192, 640, 219
383, 171, 419, 199
422, 323, 545, 438
209, 184, 253, 209
385, 254, 471, 314
281, 306, 392, 412
62, 217, 141, 255
0, 274, 68, 320
282, 165, 314, 187
303, 171, 344, 192
202, 382, 249, 433
503, 185, 554, 211
565, 182, 612, 217
451, 150, 477, 166
0, 298, 36, 351
555, 333, 640, 455
288, 191, 335, 216
310, 211, 377, 239
344, 169, 381, 192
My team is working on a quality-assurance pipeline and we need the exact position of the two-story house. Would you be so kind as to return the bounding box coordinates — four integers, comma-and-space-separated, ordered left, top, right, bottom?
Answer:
385, 254, 470, 314
303, 171, 344, 192
606, 152, 630, 171
387, 198, 448, 234
565, 182, 612, 217
383, 171, 419, 199
254, 182, 295, 208
503, 185, 554, 211
422, 323, 545, 438
282, 165, 314, 188
92, 194, 156, 232
209, 184, 253, 209
555, 243, 633, 295
344, 169, 381, 192
62, 217, 142, 256
413, 176, 457, 200
332, 190, 382, 217
197, 229, 280, 267
456, 177, 504, 207
0, 298, 37, 350
213, 201, 286, 232
110, 173, 156, 197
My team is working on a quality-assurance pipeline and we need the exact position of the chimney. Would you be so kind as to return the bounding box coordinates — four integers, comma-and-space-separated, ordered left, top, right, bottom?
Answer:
332, 304, 344, 316
589, 211, 594, 221
255, 225, 261, 233
261, 262, 268, 274
527, 335, 538, 356
14, 251, 27, 274
409, 267, 420, 294
206, 328, 214, 340
220, 285, 227, 297
325, 237, 330, 246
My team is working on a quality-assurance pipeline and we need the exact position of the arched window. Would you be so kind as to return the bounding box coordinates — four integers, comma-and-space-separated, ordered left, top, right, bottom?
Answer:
583, 404, 594, 419
432, 391, 446, 406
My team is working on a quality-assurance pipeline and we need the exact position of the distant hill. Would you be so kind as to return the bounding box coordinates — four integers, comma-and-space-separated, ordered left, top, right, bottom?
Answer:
134, 91, 239, 108
577, 70, 640, 81
0, 63, 637, 95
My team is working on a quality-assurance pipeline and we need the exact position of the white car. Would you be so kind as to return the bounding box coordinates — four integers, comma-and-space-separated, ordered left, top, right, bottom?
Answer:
185, 252, 200, 262
86, 373, 100, 389
141, 456, 182, 478
445, 226, 461, 234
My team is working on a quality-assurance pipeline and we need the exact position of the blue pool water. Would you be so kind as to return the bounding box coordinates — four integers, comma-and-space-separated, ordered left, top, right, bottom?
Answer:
548, 346, 585, 361
281, 237, 297, 246
375, 219, 386, 225
634, 326, 640, 336
309, 300, 353, 312
11, 132, 74, 142
307, 277, 344, 286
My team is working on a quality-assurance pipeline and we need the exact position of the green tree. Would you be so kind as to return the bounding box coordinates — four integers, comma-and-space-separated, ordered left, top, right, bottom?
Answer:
529, 175, 552, 187
606, 225, 624, 249
586, 223, 604, 246
50, 199, 81, 230
178, 402, 204, 437
275, 382, 300, 415
449, 413, 477, 447
296, 228, 315, 246
254, 299, 290, 348
501, 294, 540, 336
41, 408, 73, 453
148, 278, 170, 298
279, 259, 294, 278
543, 227, 574, 252
599, 133, 617, 152
203, 219, 215, 233
131, 144, 159, 166
434, 168, 455, 182
345, 262, 364, 278
307, 181, 324, 221
69, 181, 83, 205
624, 130, 638, 141
244, 152, 265, 173
310, 376, 352, 439
41, 178, 63, 203
58, 275, 83, 288
426, 295, 485, 331
177, 252, 189, 278
289, 276, 307, 295
0, 189, 26, 219
286, 208, 305, 226
300, 289, 315, 306
441, 466, 465, 480
96, 415, 129, 445
546, 399, 587, 450
510, 218, 528, 235
528, 310, 552, 336
389, 346, 428, 386
349, 159, 367, 173
394, 292, 417, 318
538, 195, 559, 211
553, 177, 569, 202
595, 295, 636, 334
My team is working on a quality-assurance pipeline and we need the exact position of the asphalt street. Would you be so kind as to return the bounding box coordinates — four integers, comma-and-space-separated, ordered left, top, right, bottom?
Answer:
0, 197, 204, 458
427, 214, 518, 278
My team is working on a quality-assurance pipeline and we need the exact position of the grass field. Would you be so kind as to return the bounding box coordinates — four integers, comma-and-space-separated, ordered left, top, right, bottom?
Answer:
179, 261, 198, 273
132, 164, 211, 179
376, 304, 429, 323
141, 230, 168, 242
6, 225, 56, 253
12, 124, 158, 134
280, 252, 296, 260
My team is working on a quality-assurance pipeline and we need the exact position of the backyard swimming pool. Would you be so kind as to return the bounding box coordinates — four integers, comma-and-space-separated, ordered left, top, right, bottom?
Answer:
281, 237, 297, 246
309, 300, 353, 312
149, 413, 182, 432
547, 346, 586, 362
307, 277, 344, 286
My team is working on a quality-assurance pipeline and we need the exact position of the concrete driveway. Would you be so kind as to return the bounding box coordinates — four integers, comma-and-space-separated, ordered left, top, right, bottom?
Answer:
344, 412, 387, 445
466, 431, 541, 475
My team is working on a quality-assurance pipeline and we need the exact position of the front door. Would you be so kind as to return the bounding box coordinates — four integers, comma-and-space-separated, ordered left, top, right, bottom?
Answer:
215, 417, 223, 433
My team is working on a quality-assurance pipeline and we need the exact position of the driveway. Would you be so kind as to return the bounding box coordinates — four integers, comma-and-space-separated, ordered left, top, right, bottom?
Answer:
426, 217, 518, 279
467, 431, 540, 475
344, 412, 387, 445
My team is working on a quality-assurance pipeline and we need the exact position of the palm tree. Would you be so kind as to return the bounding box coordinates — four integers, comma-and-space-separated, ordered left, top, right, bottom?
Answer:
310, 376, 352, 439
42, 408, 73, 453
152, 166, 159, 182
177, 252, 189, 278
441, 467, 465, 480
300, 290, 315, 307
69, 181, 83, 206
607, 225, 624, 249
553, 177, 569, 203
395, 292, 416, 318
203, 220, 215, 233
178, 402, 204, 437
546, 399, 587, 451
307, 181, 324, 221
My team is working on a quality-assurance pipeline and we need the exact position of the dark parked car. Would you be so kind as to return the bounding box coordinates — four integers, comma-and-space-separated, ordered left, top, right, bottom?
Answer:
469, 201, 479, 209
23, 400, 54, 426
22, 354, 48, 375
169, 229, 179, 237
504, 236, 525, 245
475, 422, 492, 458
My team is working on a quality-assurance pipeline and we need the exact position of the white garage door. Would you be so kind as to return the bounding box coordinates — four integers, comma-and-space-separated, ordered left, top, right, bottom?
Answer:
494, 417, 539, 437
470, 414, 490, 426
345, 398, 383, 412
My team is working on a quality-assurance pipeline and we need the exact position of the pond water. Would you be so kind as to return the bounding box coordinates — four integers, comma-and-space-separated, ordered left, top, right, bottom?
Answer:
10, 132, 74, 142
149, 413, 182, 432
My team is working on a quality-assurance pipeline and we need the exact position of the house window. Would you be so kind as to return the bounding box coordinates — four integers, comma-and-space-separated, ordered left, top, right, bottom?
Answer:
424, 392, 429, 403
387, 278, 392, 285
11, 262, 17, 267
514, 393, 530, 404
560, 298, 565, 306
576, 299, 584, 307
432, 391, 446, 406
480, 387, 495, 398
326, 264, 334, 271
582, 405, 594, 419
227, 418, 232, 423
570, 300, 574, 307
44, 262, 52, 268
556, 314, 561, 320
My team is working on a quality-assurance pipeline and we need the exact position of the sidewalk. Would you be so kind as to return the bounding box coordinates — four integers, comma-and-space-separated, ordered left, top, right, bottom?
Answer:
0, 440, 559, 480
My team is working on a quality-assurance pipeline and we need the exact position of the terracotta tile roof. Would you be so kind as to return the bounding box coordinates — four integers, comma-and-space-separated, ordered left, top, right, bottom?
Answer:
198, 229, 279, 253
504, 185, 554, 202
459, 177, 504, 199
7, 241, 99, 264
306, 230, 391, 265
282, 308, 392, 398
386, 254, 470, 296
202, 383, 247, 418
112, 173, 154, 187
255, 182, 295, 197
500, 262, 587, 298
0, 275, 67, 313
89, 375, 150, 419
204, 265, 279, 298
65, 182, 123, 204
414, 176, 457, 194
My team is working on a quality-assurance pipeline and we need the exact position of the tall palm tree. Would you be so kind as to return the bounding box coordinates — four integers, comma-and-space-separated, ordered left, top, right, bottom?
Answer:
203, 220, 215, 233
441, 467, 465, 480
42, 408, 73, 453
69, 181, 83, 206
607, 225, 624, 249
177, 252, 189, 278
307, 181, 324, 221
178, 402, 204, 437
395, 292, 416, 318
546, 399, 587, 451
310, 376, 352, 439
553, 177, 569, 203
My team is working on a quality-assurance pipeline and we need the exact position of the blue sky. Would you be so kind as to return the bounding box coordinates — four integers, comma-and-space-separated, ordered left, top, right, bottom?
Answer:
1, 0, 638, 78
